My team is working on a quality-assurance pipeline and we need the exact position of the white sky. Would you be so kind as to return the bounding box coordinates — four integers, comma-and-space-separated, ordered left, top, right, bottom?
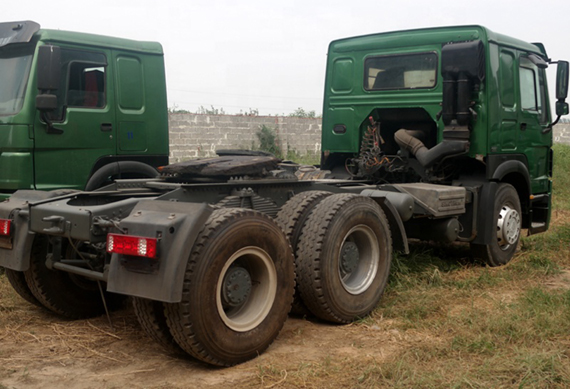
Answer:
6, 0, 570, 115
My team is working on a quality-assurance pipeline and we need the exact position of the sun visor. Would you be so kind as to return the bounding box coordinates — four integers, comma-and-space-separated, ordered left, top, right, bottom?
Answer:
0, 21, 40, 48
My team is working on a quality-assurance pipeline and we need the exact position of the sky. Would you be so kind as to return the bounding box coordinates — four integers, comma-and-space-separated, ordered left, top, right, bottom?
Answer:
6, 0, 570, 115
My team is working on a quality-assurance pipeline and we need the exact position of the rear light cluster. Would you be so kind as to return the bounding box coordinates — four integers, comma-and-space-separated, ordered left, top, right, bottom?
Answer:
0, 219, 11, 236
107, 233, 158, 258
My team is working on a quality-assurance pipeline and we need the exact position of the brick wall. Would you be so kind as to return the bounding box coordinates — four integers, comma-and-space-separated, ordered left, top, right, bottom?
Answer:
168, 113, 569, 163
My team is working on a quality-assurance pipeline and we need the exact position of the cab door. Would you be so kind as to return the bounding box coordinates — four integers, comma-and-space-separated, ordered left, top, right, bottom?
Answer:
33, 47, 116, 190
517, 55, 552, 194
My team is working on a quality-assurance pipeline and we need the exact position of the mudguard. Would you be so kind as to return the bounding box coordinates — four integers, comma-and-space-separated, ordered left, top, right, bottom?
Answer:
471, 182, 498, 245
106, 200, 213, 303
360, 189, 411, 254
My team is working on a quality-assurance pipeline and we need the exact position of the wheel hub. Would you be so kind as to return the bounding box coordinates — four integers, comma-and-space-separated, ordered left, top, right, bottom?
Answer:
340, 241, 360, 275
222, 266, 252, 307
497, 205, 520, 247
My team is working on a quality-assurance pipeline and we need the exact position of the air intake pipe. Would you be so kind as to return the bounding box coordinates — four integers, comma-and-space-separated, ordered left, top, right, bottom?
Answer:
394, 129, 468, 168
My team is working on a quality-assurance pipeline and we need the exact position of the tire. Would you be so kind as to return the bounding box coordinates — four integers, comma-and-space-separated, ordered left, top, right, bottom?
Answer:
296, 194, 392, 324
132, 297, 183, 355
275, 191, 332, 316
85, 161, 158, 191
471, 183, 522, 267
5, 269, 43, 307
24, 236, 120, 319
165, 208, 295, 366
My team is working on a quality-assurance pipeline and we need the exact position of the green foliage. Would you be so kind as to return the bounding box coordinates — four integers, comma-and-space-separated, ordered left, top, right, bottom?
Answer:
255, 125, 282, 157
167, 104, 191, 113
196, 105, 226, 115
289, 107, 319, 118
238, 108, 259, 116
283, 149, 320, 165
553, 144, 570, 210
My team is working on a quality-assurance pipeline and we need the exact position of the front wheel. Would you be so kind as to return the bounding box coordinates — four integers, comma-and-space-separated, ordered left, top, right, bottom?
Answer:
165, 208, 295, 366
471, 183, 522, 267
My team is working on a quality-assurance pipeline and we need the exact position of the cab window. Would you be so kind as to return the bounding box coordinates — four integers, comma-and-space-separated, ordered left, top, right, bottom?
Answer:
48, 49, 107, 121
519, 56, 548, 124
365, 53, 437, 90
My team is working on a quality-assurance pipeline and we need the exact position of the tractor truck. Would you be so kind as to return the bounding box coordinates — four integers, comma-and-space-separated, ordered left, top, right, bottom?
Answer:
0, 21, 168, 200
0, 24, 568, 367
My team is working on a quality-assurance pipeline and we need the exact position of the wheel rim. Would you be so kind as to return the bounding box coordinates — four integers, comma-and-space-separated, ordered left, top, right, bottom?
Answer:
497, 204, 521, 250
216, 247, 277, 332
338, 225, 380, 295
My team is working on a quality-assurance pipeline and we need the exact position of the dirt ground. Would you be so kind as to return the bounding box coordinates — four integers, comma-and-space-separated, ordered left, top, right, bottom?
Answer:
2, 214, 570, 388
0, 284, 407, 389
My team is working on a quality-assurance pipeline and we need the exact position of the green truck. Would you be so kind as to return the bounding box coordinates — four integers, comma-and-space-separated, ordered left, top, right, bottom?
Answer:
0, 21, 168, 199
0, 24, 567, 367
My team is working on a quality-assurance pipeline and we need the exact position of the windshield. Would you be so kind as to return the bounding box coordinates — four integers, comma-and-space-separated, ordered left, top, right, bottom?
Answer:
0, 45, 34, 116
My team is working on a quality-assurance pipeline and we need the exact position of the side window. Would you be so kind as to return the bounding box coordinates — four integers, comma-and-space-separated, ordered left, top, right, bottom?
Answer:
48, 49, 107, 121
519, 66, 537, 111
519, 56, 547, 124
67, 64, 105, 108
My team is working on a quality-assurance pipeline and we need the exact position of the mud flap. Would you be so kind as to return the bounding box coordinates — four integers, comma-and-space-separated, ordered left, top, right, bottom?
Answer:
471, 182, 498, 245
106, 201, 213, 303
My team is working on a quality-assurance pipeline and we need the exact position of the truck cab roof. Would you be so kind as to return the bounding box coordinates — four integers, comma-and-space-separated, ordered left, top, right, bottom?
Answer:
0, 20, 163, 55
329, 25, 547, 58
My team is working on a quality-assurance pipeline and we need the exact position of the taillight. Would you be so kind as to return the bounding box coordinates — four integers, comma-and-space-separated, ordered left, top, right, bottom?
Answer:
107, 234, 158, 258
0, 219, 11, 236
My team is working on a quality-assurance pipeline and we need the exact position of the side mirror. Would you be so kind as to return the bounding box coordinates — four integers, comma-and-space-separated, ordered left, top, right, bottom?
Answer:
556, 61, 569, 100
556, 101, 569, 117
35, 94, 58, 111
37, 45, 61, 91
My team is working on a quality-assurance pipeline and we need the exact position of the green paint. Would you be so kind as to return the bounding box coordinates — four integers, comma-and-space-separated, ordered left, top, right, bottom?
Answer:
0, 22, 168, 195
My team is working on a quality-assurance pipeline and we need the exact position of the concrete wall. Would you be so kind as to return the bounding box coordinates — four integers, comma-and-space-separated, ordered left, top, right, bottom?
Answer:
554, 123, 570, 145
168, 114, 321, 163
168, 113, 570, 163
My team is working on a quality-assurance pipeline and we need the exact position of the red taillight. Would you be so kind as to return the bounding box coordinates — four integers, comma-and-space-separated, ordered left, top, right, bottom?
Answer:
107, 234, 157, 258
0, 219, 11, 236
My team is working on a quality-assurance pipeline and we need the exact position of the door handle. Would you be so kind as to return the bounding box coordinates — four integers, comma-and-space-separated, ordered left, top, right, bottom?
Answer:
520, 123, 527, 131
100, 123, 113, 132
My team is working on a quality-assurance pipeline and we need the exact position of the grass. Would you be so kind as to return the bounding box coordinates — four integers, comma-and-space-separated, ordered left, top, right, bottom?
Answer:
249, 144, 570, 388
1, 145, 569, 388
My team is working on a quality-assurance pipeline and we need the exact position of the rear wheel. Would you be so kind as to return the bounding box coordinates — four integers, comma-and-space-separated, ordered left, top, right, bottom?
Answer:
4, 269, 42, 307
296, 194, 392, 323
132, 297, 183, 355
165, 208, 295, 366
471, 183, 521, 267
275, 191, 332, 316
24, 236, 120, 319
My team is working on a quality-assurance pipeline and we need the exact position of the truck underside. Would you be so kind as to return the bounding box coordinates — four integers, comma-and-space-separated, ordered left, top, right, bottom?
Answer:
0, 150, 511, 366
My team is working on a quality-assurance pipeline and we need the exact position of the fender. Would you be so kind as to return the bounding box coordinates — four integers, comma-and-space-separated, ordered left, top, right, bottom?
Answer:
85, 161, 159, 191
360, 189, 412, 254
106, 200, 213, 303
490, 159, 531, 191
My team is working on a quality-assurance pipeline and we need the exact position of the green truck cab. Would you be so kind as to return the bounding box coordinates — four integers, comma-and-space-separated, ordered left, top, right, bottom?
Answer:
321, 25, 568, 263
0, 21, 168, 199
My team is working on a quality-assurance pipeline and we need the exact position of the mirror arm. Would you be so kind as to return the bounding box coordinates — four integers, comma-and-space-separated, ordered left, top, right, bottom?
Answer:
40, 111, 63, 135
